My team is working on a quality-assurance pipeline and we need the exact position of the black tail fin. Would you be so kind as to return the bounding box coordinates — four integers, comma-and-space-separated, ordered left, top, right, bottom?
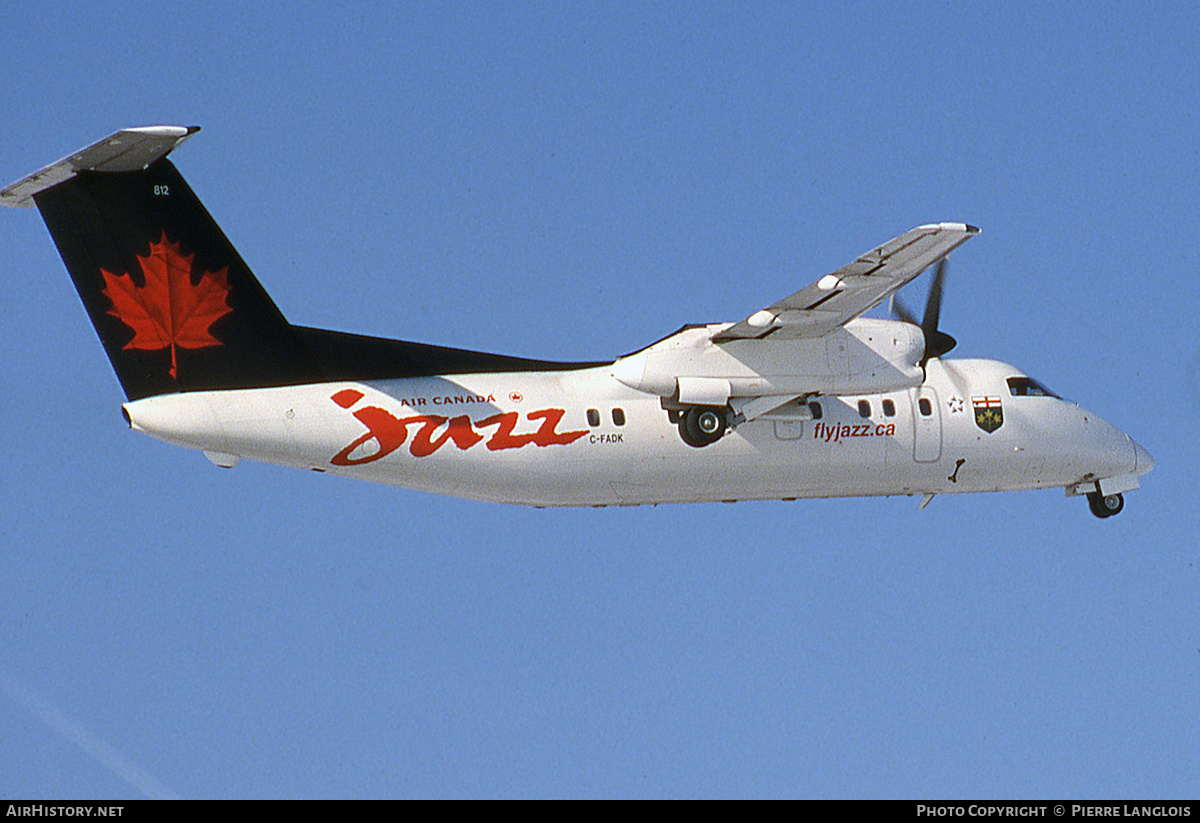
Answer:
2, 127, 321, 400
4, 126, 612, 398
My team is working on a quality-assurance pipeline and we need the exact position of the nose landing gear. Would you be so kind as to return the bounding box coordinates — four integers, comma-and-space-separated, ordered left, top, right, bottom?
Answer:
1087, 491, 1124, 518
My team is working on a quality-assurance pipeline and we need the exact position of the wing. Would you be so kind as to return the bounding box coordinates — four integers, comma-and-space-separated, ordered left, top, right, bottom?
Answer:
712, 222, 979, 342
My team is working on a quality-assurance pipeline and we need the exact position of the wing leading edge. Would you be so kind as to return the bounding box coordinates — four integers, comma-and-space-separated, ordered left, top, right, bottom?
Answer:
712, 222, 979, 342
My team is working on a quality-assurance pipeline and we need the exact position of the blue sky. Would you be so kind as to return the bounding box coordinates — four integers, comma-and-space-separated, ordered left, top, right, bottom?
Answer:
1, 2, 1196, 798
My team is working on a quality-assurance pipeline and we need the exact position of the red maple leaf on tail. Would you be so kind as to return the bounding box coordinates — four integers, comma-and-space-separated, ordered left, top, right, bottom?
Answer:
100, 233, 232, 378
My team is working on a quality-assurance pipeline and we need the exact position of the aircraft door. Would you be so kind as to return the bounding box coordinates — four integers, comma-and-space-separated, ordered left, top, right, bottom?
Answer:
912, 386, 942, 463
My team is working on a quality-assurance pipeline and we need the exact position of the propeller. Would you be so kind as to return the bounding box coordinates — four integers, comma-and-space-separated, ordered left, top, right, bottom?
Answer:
891, 258, 957, 366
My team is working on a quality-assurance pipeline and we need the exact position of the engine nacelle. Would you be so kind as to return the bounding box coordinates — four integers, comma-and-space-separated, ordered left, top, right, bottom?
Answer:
611, 318, 924, 402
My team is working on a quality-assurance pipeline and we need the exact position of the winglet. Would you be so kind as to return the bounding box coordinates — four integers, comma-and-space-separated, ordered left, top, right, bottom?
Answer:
0, 126, 199, 208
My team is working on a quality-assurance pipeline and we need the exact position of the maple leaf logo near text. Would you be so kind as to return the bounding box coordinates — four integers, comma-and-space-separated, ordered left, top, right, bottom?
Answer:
100, 233, 232, 379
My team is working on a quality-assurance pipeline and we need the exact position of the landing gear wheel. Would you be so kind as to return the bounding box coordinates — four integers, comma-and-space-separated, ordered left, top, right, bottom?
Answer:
679, 406, 727, 448
1088, 491, 1124, 518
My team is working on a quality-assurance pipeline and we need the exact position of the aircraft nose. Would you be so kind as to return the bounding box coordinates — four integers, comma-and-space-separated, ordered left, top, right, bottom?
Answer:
1133, 440, 1154, 475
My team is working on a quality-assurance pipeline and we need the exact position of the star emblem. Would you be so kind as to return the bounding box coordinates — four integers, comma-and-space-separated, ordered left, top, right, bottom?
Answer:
948, 396, 964, 414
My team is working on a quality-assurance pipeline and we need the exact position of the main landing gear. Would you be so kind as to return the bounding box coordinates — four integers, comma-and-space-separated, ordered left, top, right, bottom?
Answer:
1087, 491, 1124, 519
671, 406, 729, 448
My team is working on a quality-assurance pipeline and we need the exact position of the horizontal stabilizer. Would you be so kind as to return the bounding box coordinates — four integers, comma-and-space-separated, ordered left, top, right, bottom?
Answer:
0, 126, 198, 208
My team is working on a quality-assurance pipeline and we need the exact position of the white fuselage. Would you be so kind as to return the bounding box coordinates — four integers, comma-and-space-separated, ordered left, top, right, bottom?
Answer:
122, 357, 1149, 507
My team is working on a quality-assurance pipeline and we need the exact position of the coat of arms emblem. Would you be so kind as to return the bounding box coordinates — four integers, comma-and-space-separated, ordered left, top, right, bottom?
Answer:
972, 396, 1004, 433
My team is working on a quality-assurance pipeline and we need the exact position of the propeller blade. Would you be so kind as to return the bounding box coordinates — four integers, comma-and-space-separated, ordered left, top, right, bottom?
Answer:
922, 259, 946, 339
925, 329, 958, 361
890, 293, 920, 327
890, 257, 958, 365
921, 259, 957, 362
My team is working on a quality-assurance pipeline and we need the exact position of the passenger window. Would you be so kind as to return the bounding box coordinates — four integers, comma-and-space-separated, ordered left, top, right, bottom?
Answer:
919, 398, 933, 416
857, 400, 871, 418
612, 408, 625, 426
808, 401, 823, 419
587, 409, 600, 427
882, 399, 896, 417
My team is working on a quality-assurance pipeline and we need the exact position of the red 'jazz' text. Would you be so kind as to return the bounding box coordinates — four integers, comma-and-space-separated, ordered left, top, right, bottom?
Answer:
329, 389, 587, 465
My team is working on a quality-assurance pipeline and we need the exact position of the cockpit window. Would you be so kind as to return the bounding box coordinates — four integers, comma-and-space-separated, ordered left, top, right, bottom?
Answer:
1007, 377, 1060, 399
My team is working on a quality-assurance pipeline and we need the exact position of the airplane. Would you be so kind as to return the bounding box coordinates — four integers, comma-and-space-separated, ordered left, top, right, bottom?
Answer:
1, 126, 1152, 517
